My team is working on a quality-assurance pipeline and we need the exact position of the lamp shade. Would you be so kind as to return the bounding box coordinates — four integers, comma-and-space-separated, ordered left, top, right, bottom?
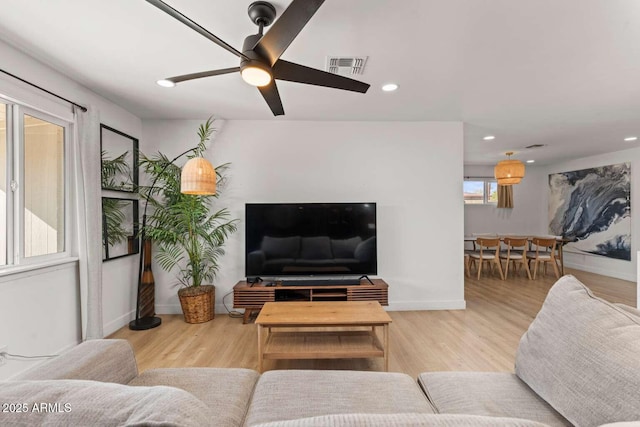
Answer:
180, 157, 216, 195
494, 153, 525, 185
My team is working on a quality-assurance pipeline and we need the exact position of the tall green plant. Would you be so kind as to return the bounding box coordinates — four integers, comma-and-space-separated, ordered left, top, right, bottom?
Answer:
140, 118, 238, 288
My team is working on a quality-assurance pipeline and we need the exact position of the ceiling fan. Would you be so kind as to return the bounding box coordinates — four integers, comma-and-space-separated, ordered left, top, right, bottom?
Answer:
146, 0, 370, 116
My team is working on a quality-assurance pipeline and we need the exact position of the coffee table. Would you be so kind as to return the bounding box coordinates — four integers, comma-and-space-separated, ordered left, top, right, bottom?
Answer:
255, 301, 392, 372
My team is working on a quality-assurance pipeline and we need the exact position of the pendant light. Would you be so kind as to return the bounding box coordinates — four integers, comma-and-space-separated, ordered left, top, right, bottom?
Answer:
181, 157, 217, 195
494, 151, 525, 185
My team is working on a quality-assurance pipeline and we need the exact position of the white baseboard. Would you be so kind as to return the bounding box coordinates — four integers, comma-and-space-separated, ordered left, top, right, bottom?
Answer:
103, 310, 135, 336
564, 261, 635, 282
156, 304, 183, 315
156, 304, 235, 316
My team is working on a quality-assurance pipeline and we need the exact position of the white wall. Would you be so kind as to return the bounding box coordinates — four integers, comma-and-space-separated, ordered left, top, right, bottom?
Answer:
464, 165, 546, 235
0, 39, 142, 379
142, 119, 465, 313
637, 251, 640, 308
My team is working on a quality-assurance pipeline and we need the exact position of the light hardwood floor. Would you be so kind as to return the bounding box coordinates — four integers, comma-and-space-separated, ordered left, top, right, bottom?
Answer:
109, 269, 636, 379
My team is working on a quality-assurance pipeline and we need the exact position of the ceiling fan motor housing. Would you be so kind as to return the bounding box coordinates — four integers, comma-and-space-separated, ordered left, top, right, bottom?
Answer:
241, 34, 272, 77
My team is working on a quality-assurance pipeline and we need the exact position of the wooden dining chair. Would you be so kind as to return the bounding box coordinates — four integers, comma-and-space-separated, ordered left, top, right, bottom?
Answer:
469, 237, 504, 280
464, 253, 471, 277
499, 236, 532, 279
527, 237, 560, 279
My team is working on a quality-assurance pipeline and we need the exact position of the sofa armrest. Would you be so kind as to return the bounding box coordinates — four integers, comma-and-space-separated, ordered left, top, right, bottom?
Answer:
14, 339, 138, 384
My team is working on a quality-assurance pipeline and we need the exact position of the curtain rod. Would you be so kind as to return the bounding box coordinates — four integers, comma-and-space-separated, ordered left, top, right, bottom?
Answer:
464, 176, 494, 179
0, 68, 88, 112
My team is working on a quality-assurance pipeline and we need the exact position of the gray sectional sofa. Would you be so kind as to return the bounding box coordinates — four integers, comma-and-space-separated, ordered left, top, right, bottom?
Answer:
1, 275, 639, 426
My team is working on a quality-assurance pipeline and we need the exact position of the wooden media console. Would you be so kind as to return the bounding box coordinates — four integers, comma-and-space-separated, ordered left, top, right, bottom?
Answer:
233, 278, 389, 323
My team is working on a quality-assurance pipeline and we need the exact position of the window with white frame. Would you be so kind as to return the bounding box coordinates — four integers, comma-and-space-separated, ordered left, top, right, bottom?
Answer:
463, 179, 498, 204
0, 100, 70, 267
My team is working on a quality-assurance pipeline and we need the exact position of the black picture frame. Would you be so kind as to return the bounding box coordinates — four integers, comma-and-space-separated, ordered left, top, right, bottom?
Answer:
102, 197, 139, 261
100, 124, 139, 192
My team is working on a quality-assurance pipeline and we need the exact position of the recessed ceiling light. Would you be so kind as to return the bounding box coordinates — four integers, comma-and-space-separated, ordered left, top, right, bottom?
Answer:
382, 83, 398, 92
483, 135, 495, 141
526, 160, 535, 164
624, 136, 638, 142
157, 79, 176, 88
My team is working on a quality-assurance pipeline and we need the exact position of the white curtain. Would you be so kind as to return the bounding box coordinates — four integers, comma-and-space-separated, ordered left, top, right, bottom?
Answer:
73, 106, 103, 340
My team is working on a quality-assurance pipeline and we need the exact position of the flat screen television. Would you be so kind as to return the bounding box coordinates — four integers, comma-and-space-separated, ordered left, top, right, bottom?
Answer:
245, 203, 377, 279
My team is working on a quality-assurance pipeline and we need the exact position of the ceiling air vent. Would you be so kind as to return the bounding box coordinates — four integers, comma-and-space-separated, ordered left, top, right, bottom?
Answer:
326, 56, 368, 76
525, 144, 546, 149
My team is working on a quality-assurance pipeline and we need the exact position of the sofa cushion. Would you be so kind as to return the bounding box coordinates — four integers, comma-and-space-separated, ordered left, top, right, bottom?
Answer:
129, 367, 259, 427
417, 372, 569, 427
244, 370, 434, 426
300, 236, 332, 260
0, 380, 211, 426
262, 236, 300, 259
515, 275, 640, 427
614, 302, 640, 317
253, 413, 551, 426
331, 236, 363, 258
14, 339, 137, 384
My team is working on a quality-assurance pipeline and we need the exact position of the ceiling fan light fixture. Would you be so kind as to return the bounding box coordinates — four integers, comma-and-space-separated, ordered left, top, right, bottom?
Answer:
241, 65, 272, 87
145, 0, 369, 116
157, 79, 176, 88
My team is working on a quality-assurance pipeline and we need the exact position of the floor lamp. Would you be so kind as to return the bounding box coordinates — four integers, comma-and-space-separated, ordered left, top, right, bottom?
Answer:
129, 148, 217, 330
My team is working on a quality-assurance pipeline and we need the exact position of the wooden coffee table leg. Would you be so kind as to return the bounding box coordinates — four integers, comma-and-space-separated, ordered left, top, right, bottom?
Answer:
383, 323, 389, 372
257, 324, 264, 373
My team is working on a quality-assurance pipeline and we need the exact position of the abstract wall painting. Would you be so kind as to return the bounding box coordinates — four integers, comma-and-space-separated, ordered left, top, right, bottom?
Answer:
548, 163, 631, 261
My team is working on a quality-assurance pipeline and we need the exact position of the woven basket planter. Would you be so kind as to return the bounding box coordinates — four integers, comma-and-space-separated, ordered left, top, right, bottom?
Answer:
178, 285, 215, 324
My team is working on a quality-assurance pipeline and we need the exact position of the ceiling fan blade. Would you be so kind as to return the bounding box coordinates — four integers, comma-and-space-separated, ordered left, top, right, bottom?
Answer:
146, 0, 249, 61
253, 0, 325, 66
258, 81, 285, 116
166, 67, 240, 84
273, 60, 370, 93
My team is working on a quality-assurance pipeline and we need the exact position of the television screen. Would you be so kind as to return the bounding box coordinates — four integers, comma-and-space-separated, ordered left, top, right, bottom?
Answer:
245, 203, 377, 278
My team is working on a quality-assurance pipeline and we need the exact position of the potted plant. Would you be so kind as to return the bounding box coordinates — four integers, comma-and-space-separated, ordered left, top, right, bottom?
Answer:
140, 118, 237, 323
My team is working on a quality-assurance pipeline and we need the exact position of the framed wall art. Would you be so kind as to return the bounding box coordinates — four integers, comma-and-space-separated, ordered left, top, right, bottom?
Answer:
102, 197, 139, 261
100, 124, 138, 192
548, 163, 631, 260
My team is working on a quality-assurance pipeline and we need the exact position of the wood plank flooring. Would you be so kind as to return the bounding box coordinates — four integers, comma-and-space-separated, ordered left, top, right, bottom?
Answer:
109, 269, 636, 379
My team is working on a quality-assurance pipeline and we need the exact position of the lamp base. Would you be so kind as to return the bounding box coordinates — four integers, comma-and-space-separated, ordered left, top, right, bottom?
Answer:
129, 316, 162, 331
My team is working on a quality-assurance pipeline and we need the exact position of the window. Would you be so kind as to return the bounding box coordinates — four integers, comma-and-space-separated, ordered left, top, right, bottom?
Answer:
0, 104, 6, 266
0, 100, 70, 268
463, 179, 498, 204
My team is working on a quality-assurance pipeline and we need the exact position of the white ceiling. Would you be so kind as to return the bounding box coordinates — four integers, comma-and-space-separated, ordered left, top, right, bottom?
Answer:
1, 0, 640, 165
